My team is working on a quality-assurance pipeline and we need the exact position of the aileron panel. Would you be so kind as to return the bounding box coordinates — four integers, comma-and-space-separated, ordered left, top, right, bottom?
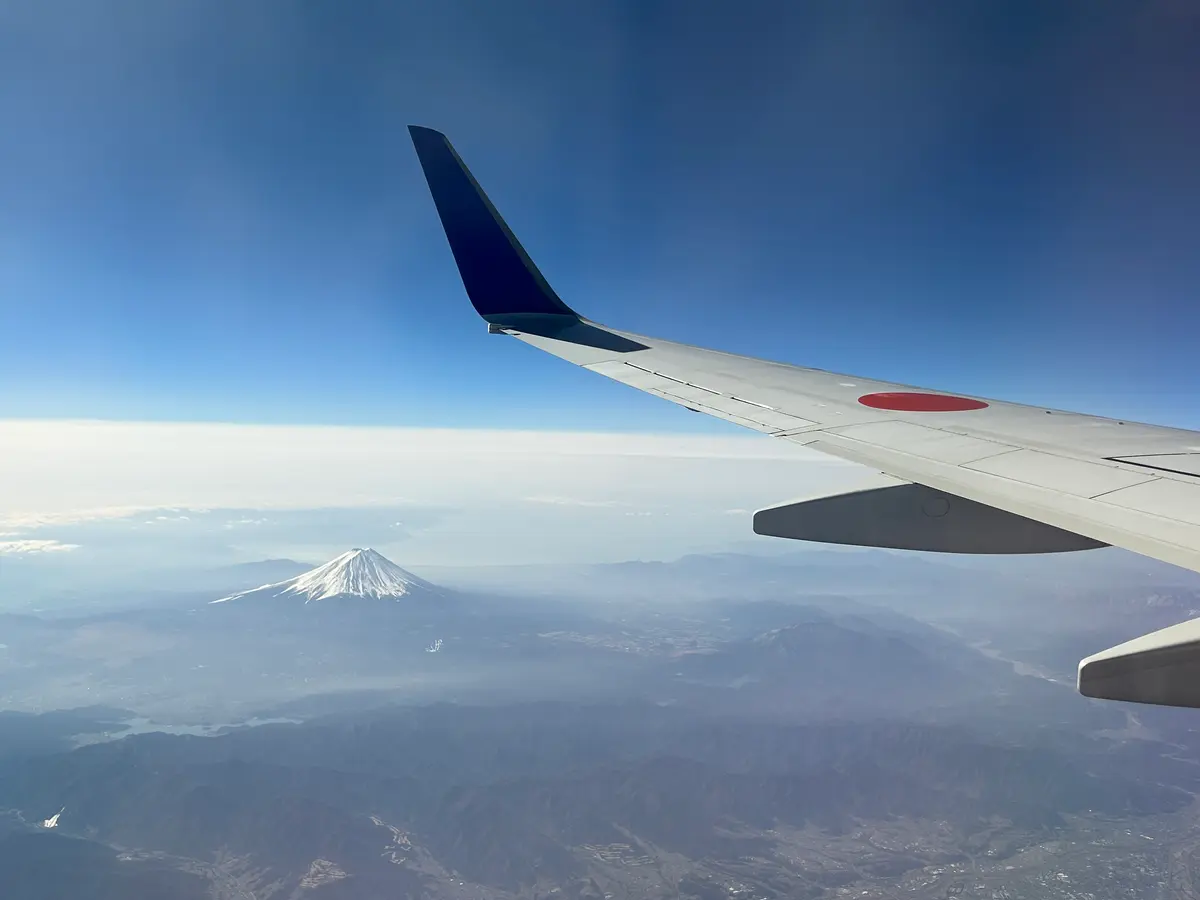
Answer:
963, 449, 1157, 498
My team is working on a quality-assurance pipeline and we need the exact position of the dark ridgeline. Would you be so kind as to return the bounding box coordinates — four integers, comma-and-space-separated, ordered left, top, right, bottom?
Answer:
0, 831, 209, 900
0, 701, 1189, 898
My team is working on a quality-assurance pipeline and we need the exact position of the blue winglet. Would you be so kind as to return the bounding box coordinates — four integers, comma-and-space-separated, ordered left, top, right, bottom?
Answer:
408, 125, 578, 321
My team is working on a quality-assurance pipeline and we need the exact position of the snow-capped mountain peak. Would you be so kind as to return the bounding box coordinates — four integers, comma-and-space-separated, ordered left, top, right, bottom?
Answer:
212, 548, 437, 604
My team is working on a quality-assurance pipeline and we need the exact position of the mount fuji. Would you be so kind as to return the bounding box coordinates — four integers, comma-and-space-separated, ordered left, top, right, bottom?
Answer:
212, 548, 439, 604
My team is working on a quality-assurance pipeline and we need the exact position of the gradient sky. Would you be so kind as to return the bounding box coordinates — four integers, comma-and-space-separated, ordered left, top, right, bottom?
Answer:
1, 2, 1198, 431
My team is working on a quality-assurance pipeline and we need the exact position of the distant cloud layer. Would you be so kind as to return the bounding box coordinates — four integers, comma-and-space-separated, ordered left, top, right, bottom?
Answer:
0, 539, 79, 555
0, 420, 865, 568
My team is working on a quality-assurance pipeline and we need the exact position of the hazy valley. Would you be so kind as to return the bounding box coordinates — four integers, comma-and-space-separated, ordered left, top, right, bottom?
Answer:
3, 547, 1200, 897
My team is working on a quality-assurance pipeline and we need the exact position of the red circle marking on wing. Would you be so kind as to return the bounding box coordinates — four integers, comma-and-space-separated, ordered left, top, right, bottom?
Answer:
858, 392, 989, 412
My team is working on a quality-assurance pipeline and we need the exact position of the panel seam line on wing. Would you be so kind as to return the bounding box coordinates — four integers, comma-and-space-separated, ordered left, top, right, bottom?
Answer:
1088, 478, 1162, 501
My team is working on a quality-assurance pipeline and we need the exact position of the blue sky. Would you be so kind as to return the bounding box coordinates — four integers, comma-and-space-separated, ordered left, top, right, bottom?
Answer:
1, 2, 1198, 431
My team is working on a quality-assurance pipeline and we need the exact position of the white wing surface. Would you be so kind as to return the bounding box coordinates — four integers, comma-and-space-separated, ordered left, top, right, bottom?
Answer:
409, 125, 1200, 707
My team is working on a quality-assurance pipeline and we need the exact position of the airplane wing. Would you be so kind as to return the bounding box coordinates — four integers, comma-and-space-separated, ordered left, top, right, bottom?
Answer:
409, 125, 1200, 708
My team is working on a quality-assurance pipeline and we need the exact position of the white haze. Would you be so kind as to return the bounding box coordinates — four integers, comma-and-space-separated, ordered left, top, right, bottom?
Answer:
0, 420, 867, 579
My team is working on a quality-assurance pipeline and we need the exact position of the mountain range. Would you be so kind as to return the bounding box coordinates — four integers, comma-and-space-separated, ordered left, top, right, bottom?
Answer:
5, 546, 1199, 897
0, 702, 1190, 898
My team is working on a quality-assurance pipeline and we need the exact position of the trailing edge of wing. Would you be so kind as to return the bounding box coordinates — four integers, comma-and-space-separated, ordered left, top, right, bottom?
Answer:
408, 125, 578, 321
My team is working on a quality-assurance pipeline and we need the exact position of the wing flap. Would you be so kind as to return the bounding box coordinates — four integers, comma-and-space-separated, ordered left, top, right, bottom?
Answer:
963, 449, 1156, 498
1098, 479, 1200, 527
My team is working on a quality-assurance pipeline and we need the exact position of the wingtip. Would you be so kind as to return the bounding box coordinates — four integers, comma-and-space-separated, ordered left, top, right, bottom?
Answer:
408, 123, 579, 321
407, 124, 446, 142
